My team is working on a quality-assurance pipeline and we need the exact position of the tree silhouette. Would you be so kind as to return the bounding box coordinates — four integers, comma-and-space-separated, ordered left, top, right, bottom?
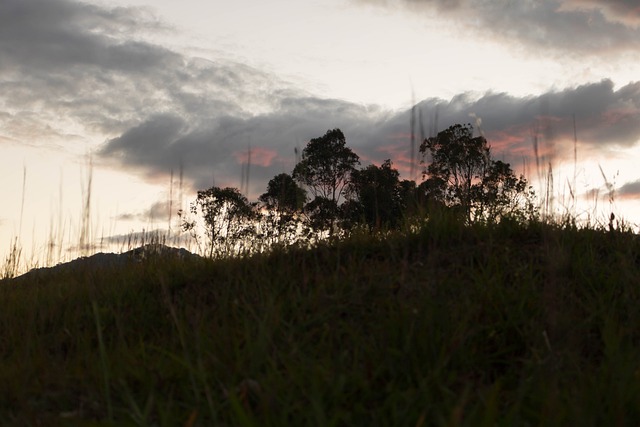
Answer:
420, 123, 533, 223
345, 159, 405, 231
259, 173, 306, 213
293, 129, 360, 205
182, 186, 256, 257
304, 196, 340, 235
258, 173, 307, 245
474, 159, 537, 222
293, 128, 360, 234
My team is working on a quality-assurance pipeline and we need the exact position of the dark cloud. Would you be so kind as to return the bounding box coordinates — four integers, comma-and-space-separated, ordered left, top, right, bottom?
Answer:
116, 213, 136, 221
354, 0, 640, 56
101, 113, 187, 166
364, 79, 640, 172
618, 180, 640, 198
129, 200, 172, 223
564, 0, 640, 27
3, 0, 640, 204
116, 200, 174, 223
100, 79, 640, 199
0, 0, 171, 73
0, 0, 293, 147
99, 97, 388, 194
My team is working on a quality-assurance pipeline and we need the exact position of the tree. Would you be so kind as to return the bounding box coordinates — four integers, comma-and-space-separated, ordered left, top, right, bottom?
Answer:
259, 173, 306, 213
293, 128, 360, 234
292, 128, 360, 205
181, 186, 256, 257
420, 123, 533, 223
304, 196, 340, 235
474, 160, 538, 222
345, 159, 405, 231
398, 178, 429, 224
258, 173, 307, 246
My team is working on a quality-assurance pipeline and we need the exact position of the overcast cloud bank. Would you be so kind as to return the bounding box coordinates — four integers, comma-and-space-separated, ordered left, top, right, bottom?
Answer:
2, 0, 640, 214
355, 0, 640, 55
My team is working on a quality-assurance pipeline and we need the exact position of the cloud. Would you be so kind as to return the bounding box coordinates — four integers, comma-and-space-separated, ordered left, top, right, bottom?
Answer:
562, 0, 640, 27
353, 0, 640, 56
99, 97, 389, 193
100, 79, 640, 196
411, 80, 640, 155
0, 0, 294, 148
101, 228, 189, 248
101, 113, 188, 169
232, 147, 279, 168
115, 200, 176, 223
0, 0, 168, 72
618, 179, 640, 198
3, 0, 640, 203
353, 79, 640, 178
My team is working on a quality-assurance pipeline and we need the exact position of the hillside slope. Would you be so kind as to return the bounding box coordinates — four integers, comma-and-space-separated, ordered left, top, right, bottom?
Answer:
1, 221, 639, 426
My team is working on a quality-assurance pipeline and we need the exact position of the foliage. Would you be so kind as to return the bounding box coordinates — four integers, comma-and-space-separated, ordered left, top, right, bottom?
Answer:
258, 173, 306, 213
256, 174, 309, 245
292, 128, 360, 205
3, 220, 640, 425
475, 159, 539, 223
420, 123, 535, 223
292, 128, 360, 234
177, 124, 540, 254
1, 238, 22, 280
175, 124, 541, 256
303, 196, 340, 235
344, 159, 407, 231
181, 186, 256, 258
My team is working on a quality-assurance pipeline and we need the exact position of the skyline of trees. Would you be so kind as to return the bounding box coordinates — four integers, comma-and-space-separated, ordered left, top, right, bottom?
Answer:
181, 125, 537, 257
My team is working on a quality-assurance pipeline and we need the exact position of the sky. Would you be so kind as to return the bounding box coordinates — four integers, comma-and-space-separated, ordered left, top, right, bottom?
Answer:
1, 0, 640, 268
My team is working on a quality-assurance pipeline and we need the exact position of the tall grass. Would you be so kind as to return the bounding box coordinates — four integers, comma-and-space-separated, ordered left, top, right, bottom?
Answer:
1, 158, 196, 278
1, 113, 639, 424
1, 214, 639, 425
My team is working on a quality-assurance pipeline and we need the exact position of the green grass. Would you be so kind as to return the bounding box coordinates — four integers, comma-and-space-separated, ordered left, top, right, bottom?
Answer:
1, 218, 640, 426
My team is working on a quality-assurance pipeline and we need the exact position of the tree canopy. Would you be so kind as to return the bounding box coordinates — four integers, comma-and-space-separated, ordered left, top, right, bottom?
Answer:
182, 124, 538, 257
259, 173, 306, 213
292, 128, 360, 205
420, 123, 534, 223
344, 159, 407, 231
292, 128, 360, 234
182, 186, 256, 257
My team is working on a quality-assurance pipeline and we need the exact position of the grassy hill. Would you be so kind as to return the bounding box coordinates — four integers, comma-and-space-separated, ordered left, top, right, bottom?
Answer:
1, 218, 640, 426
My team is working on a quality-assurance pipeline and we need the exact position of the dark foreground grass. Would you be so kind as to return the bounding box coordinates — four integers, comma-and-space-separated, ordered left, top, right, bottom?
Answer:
1, 219, 640, 426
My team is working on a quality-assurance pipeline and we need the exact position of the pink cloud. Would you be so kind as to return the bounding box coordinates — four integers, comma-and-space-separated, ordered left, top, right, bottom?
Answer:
375, 141, 419, 180
601, 107, 638, 126
232, 147, 278, 167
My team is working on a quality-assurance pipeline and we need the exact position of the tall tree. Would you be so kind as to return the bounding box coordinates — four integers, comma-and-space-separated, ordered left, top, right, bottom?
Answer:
258, 173, 307, 245
474, 160, 537, 222
345, 159, 405, 231
293, 129, 360, 234
420, 123, 533, 223
292, 128, 360, 205
259, 173, 306, 213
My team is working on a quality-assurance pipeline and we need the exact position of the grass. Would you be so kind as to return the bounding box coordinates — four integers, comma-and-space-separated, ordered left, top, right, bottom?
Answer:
1, 216, 640, 426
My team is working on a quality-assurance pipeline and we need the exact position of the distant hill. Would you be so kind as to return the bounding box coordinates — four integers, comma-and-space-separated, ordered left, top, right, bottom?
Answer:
8, 244, 201, 283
